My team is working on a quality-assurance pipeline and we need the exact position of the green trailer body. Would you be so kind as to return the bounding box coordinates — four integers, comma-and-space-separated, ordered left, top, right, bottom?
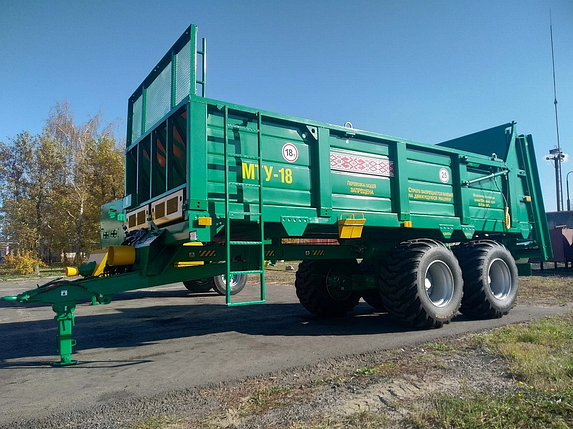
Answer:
2, 25, 552, 366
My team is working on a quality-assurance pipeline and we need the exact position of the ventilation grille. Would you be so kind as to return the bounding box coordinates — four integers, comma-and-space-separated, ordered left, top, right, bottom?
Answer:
166, 196, 179, 215
126, 206, 149, 232
128, 214, 137, 228
155, 201, 166, 219
151, 189, 184, 226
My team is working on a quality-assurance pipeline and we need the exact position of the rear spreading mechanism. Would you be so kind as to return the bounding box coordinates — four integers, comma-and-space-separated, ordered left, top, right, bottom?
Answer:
2, 25, 552, 366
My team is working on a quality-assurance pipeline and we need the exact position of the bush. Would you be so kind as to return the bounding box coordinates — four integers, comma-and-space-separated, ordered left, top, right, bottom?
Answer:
2, 251, 45, 275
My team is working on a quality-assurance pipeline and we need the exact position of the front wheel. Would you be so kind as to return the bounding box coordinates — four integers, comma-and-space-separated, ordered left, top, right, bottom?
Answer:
183, 278, 213, 293
455, 240, 518, 319
379, 239, 463, 328
212, 273, 248, 296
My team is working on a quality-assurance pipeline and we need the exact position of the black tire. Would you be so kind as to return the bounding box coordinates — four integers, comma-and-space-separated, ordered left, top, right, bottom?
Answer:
183, 278, 213, 293
212, 273, 248, 296
455, 240, 518, 319
295, 259, 361, 317
379, 239, 463, 328
362, 290, 386, 311
359, 260, 386, 311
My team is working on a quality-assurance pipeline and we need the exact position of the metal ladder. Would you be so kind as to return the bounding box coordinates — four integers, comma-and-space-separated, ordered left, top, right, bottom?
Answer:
223, 106, 266, 306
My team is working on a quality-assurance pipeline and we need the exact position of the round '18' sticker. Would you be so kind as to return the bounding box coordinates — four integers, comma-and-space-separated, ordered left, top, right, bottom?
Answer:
282, 143, 298, 163
439, 168, 450, 183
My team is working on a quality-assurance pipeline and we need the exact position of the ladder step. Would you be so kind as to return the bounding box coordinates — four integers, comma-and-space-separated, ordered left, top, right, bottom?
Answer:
228, 300, 265, 307
226, 124, 259, 133
231, 270, 264, 275
229, 240, 263, 245
228, 181, 260, 188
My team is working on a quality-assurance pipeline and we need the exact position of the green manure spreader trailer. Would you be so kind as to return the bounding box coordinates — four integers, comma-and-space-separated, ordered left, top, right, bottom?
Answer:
2, 25, 552, 366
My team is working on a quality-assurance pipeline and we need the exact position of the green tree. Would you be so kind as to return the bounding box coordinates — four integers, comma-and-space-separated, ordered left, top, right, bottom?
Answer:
0, 102, 125, 263
43, 101, 124, 262
0, 132, 39, 253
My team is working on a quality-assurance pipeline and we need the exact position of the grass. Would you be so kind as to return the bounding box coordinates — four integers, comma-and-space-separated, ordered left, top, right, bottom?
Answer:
412, 387, 572, 429
410, 311, 573, 428
0, 265, 64, 281
473, 311, 573, 389
263, 260, 299, 284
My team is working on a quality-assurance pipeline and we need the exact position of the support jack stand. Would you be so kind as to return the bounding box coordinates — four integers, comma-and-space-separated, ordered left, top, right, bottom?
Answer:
52, 303, 78, 366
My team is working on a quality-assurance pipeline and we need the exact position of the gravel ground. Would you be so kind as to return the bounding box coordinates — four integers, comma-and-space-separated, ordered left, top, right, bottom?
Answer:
0, 335, 518, 429
1, 269, 571, 428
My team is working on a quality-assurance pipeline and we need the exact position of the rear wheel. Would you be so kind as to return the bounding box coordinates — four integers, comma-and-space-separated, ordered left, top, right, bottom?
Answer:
295, 259, 361, 317
183, 278, 213, 293
212, 273, 248, 296
379, 239, 463, 328
455, 240, 518, 319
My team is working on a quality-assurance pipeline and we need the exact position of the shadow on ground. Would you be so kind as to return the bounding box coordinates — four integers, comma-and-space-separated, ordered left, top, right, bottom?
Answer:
0, 285, 444, 364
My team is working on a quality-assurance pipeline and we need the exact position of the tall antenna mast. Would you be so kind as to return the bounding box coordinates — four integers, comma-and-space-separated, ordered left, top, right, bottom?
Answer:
549, 9, 564, 211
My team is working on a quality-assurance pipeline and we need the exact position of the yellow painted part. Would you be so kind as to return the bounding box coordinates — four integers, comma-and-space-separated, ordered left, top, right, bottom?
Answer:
183, 242, 204, 247
93, 251, 109, 277
403, 220, 413, 228
338, 214, 366, 239
524, 195, 532, 202
65, 266, 79, 277
197, 216, 212, 226
504, 207, 511, 230
107, 246, 136, 266
174, 261, 205, 267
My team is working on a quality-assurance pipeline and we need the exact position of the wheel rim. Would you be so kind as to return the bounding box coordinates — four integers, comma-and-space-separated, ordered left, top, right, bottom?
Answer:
221, 274, 243, 291
326, 269, 353, 301
488, 258, 512, 300
424, 260, 454, 307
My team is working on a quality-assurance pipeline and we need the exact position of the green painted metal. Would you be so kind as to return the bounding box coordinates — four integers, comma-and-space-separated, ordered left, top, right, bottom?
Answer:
516, 134, 552, 260
52, 303, 77, 366
100, 197, 128, 247
223, 106, 265, 306
463, 169, 509, 187
1, 23, 553, 366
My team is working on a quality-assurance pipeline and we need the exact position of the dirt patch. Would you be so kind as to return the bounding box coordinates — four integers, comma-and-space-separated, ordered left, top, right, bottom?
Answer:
518, 270, 573, 305
183, 337, 517, 428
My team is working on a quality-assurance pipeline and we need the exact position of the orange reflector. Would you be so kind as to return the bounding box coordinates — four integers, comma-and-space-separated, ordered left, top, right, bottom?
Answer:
197, 216, 212, 226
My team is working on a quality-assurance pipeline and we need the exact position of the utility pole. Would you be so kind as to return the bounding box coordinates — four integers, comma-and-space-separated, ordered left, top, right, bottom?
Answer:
549, 11, 564, 211
567, 171, 573, 211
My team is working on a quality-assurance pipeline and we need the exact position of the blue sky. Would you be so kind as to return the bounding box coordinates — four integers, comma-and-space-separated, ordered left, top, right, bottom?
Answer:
1, 0, 572, 211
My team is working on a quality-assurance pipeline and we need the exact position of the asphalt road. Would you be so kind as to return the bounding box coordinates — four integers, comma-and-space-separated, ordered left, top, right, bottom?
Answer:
0, 278, 568, 424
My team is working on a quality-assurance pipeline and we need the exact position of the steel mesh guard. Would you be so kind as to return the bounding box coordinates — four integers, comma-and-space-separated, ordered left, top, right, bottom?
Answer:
145, 63, 172, 131
131, 95, 143, 142
175, 41, 191, 105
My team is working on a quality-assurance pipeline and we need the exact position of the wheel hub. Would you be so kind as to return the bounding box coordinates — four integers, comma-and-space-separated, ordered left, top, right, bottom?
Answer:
424, 260, 454, 307
487, 258, 511, 300
326, 270, 352, 301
